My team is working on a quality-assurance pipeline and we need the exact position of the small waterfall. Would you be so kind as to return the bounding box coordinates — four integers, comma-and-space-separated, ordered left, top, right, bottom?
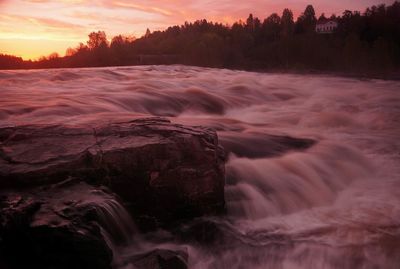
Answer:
88, 198, 140, 268
94, 199, 137, 245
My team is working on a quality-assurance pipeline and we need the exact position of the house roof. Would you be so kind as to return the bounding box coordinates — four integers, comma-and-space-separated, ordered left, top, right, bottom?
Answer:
316, 19, 337, 26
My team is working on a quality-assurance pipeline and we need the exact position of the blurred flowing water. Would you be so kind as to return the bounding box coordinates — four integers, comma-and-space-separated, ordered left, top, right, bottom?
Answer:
1, 65, 400, 268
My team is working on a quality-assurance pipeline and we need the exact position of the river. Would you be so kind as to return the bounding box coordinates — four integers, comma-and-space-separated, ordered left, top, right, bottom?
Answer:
1, 65, 399, 269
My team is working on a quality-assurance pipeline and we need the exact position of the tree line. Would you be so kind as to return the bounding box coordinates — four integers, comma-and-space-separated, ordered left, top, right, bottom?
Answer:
1, 1, 399, 76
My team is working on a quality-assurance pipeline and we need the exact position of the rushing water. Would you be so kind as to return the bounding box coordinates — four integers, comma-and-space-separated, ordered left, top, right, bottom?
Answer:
1, 65, 400, 269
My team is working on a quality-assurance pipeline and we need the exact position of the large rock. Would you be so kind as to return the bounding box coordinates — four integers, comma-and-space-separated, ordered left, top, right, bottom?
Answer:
0, 181, 116, 269
0, 118, 225, 228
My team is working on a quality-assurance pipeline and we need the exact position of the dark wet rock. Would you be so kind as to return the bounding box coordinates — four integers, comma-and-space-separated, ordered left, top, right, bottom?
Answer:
0, 117, 225, 228
176, 218, 225, 245
220, 132, 315, 158
129, 248, 188, 269
0, 182, 114, 269
173, 218, 248, 249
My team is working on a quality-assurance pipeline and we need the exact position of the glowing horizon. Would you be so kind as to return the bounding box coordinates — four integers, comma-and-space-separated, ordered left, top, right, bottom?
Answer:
0, 0, 394, 60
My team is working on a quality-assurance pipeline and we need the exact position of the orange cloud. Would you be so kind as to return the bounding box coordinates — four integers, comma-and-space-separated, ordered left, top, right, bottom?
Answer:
109, 1, 173, 16
28, 17, 84, 30
23, 0, 85, 3
0, 14, 84, 37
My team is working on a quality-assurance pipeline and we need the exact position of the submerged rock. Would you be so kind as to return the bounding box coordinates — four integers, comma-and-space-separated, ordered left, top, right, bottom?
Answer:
220, 132, 315, 159
0, 117, 226, 228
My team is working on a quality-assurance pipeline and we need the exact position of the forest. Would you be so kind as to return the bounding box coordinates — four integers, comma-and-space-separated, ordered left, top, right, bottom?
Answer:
1, 1, 399, 76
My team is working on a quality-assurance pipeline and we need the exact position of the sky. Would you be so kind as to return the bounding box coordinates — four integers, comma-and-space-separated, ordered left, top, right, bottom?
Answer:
0, 0, 394, 60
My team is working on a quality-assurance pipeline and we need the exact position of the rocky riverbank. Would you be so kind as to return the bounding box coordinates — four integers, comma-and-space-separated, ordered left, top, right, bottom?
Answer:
0, 118, 225, 269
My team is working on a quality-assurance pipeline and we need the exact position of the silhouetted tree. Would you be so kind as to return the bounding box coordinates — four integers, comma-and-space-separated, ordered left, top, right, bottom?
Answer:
318, 13, 327, 22
87, 31, 109, 50
281, 8, 294, 37
145, 28, 151, 38
296, 5, 317, 34
48, 52, 59, 59
263, 13, 281, 41
0, 54, 24, 69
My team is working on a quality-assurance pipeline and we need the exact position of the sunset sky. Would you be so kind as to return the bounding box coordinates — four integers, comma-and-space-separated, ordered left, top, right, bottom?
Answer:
0, 0, 394, 60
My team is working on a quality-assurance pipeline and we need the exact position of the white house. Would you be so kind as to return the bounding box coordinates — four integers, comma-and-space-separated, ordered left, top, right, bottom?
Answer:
316, 20, 338, 34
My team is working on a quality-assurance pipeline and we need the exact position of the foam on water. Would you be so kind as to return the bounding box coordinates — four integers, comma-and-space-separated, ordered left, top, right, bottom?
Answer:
1, 65, 399, 268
